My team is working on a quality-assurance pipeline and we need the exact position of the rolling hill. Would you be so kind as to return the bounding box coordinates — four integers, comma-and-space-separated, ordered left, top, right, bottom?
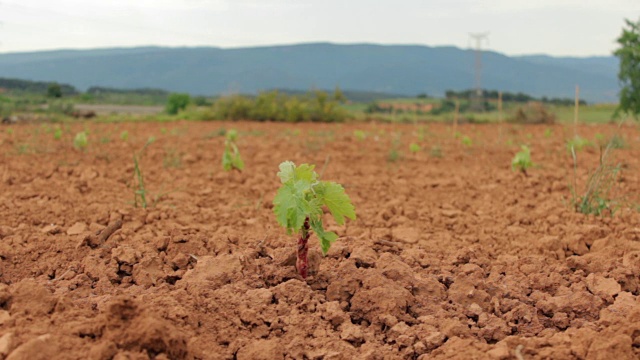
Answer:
0, 43, 620, 102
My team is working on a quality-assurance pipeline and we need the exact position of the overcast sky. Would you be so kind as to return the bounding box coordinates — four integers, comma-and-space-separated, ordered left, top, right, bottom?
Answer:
0, 0, 638, 56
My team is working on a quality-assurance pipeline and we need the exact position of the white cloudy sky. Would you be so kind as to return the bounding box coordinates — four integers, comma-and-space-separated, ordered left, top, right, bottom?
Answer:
0, 0, 638, 56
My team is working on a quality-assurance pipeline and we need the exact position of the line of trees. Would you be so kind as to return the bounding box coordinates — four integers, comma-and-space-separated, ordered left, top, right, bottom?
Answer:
0, 78, 77, 96
86, 86, 169, 96
444, 89, 587, 106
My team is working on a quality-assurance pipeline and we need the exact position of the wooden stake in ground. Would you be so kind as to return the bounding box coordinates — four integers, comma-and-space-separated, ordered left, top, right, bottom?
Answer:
498, 91, 503, 122
453, 99, 460, 138
498, 91, 503, 142
574, 85, 580, 136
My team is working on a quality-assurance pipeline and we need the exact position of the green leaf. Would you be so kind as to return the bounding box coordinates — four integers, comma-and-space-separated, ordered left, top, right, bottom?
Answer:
231, 143, 244, 170
511, 145, 532, 171
294, 164, 317, 183
273, 161, 355, 257
277, 161, 296, 183
232, 153, 244, 170
223, 139, 244, 171
315, 181, 356, 225
310, 218, 338, 255
277, 161, 317, 184
273, 182, 308, 233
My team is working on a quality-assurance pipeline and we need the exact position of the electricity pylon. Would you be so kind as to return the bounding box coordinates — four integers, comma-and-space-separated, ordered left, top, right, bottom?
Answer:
469, 32, 489, 111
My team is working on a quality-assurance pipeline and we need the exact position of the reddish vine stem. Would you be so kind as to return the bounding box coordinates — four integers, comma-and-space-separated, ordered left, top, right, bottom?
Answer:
296, 217, 311, 279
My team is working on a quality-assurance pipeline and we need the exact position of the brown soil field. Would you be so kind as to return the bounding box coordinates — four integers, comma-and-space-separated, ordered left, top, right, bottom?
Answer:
1, 121, 640, 360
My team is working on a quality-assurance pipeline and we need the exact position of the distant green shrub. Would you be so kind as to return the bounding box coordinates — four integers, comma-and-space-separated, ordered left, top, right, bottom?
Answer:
74, 131, 88, 150
47, 83, 63, 98
166, 93, 191, 115
211, 90, 347, 123
48, 100, 74, 115
193, 96, 212, 106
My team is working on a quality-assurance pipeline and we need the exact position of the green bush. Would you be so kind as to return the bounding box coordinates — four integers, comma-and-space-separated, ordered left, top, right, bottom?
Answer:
47, 83, 63, 98
193, 96, 212, 106
166, 93, 191, 115
210, 90, 347, 123
212, 95, 253, 121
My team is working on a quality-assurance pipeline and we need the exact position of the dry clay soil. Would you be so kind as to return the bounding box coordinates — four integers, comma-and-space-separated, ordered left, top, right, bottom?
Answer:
1, 121, 640, 360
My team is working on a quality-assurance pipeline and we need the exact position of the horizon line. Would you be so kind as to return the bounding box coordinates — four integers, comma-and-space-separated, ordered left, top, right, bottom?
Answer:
0, 41, 615, 59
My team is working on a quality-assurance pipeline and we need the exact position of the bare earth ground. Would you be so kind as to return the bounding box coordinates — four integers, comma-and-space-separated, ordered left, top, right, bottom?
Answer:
0, 121, 639, 360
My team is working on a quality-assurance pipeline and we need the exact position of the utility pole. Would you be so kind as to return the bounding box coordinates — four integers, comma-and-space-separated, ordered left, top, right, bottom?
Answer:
574, 85, 580, 137
469, 32, 490, 112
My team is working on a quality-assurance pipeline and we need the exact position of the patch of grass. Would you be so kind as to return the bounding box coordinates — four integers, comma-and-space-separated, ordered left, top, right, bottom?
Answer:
430, 145, 443, 158
609, 134, 626, 149
133, 137, 155, 208
353, 130, 366, 141
415, 126, 430, 141
16, 143, 31, 155
204, 127, 227, 139
283, 129, 301, 137
570, 141, 621, 216
566, 135, 592, 152
387, 136, 402, 162
163, 148, 182, 169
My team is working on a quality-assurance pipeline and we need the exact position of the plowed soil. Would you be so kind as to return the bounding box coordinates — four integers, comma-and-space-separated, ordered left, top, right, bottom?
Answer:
1, 121, 640, 360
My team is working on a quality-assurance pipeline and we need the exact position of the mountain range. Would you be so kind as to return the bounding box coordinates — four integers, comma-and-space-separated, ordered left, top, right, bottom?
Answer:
0, 43, 620, 102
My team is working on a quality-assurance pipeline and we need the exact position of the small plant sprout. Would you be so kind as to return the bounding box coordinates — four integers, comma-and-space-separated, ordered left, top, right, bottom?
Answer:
54, 127, 62, 140
74, 131, 88, 150
544, 128, 553, 138
120, 131, 129, 141
353, 130, 366, 141
133, 137, 155, 208
570, 139, 623, 216
416, 126, 427, 141
512, 145, 533, 176
430, 145, 443, 158
222, 129, 244, 171
566, 135, 591, 152
273, 161, 356, 279
461, 135, 473, 147
387, 134, 402, 162
409, 143, 421, 153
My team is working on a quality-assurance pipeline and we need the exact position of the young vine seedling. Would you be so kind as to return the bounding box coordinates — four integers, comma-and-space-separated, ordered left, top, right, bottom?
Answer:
133, 137, 155, 208
512, 145, 533, 175
353, 130, 366, 141
222, 129, 244, 171
54, 127, 62, 140
273, 161, 356, 279
74, 131, 88, 150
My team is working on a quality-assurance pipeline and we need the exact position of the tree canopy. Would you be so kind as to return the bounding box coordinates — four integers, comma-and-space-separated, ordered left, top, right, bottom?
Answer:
614, 18, 640, 118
